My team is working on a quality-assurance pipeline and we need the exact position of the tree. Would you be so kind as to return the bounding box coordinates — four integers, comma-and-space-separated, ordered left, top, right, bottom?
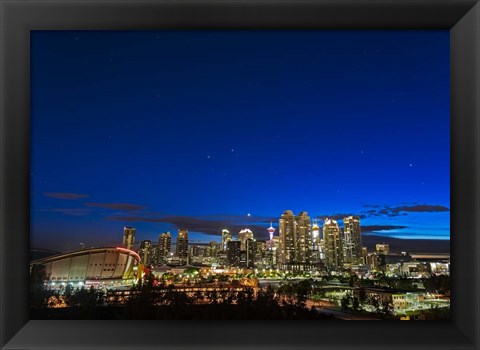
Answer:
341, 293, 352, 310
30, 264, 50, 310
352, 296, 360, 311
358, 287, 367, 307
381, 300, 394, 316
194, 290, 204, 303
368, 294, 381, 313
349, 274, 359, 287
423, 274, 451, 295
295, 280, 313, 298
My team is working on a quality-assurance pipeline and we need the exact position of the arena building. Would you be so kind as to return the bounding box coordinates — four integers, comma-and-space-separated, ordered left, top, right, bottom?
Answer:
30, 247, 144, 289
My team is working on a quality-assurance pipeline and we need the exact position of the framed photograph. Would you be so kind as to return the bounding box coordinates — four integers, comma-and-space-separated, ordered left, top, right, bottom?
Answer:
1, 0, 479, 349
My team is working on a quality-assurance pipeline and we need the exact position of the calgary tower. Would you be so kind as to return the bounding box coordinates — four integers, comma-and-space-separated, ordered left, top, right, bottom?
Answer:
267, 222, 276, 249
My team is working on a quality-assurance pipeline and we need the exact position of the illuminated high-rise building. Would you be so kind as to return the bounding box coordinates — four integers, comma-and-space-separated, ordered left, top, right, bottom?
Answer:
208, 241, 219, 258
319, 238, 326, 261
279, 210, 296, 266
312, 219, 320, 249
189, 245, 206, 258
221, 229, 232, 251
296, 212, 312, 264
311, 219, 321, 263
323, 218, 343, 270
227, 241, 241, 266
361, 247, 368, 265
376, 243, 390, 255
272, 236, 280, 266
255, 240, 268, 266
123, 226, 136, 250
238, 228, 253, 251
244, 238, 256, 269
176, 228, 189, 264
158, 232, 171, 264
150, 245, 159, 266
139, 240, 152, 265
343, 216, 363, 264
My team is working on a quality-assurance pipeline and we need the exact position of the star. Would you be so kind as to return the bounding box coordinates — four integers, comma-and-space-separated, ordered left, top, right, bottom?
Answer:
247, 213, 251, 217
207, 155, 211, 159
231, 149, 234, 152
409, 163, 413, 167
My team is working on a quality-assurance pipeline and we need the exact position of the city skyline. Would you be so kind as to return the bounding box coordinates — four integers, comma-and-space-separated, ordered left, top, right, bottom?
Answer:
31, 30, 449, 252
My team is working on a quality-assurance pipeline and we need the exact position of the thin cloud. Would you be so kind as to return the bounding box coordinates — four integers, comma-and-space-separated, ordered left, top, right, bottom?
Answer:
36, 208, 92, 216
85, 203, 146, 211
392, 204, 449, 213
362, 203, 449, 218
43, 192, 89, 200
316, 213, 367, 221
106, 214, 272, 239
362, 204, 381, 208
362, 225, 408, 233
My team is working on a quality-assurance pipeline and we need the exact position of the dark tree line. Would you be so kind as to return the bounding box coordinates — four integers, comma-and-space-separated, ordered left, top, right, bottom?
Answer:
30, 276, 335, 320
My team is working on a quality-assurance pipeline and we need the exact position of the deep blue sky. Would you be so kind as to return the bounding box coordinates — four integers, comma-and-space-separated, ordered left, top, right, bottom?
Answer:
30, 30, 450, 252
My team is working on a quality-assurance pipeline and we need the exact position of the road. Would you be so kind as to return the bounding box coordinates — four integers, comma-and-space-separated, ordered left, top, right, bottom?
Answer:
315, 307, 380, 320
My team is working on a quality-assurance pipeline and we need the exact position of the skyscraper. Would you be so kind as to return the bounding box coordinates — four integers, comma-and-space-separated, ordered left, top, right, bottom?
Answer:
278, 210, 314, 269
296, 211, 312, 264
323, 218, 343, 270
139, 240, 152, 265
208, 241, 219, 258
176, 228, 189, 265
238, 228, 253, 251
221, 229, 232, 251
123, 226, 136, 250
243, 238, 256, 268
227, 240, 241, 266
311, 219, 321, 263
361, 247, 368, 265
158, 232, 171, 264
150, 245, 159, 266
279, 210, 296, 266
343, 216, 363, 264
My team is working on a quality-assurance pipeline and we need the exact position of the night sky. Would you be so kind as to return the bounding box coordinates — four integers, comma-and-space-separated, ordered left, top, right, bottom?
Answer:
30, 30, 450, 253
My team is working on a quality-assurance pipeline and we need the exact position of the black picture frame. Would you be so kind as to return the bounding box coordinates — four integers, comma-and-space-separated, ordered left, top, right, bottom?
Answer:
1, 0, 479, 349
